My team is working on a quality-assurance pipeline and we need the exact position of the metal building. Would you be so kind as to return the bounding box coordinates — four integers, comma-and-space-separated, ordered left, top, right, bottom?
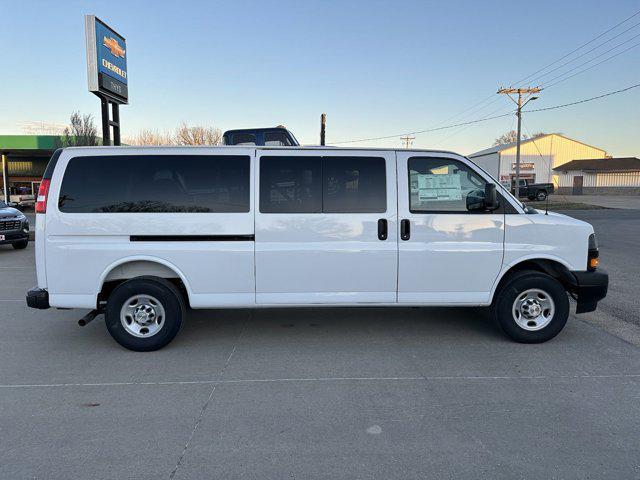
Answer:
468, 134, 607, 188
553, 157, 640, 195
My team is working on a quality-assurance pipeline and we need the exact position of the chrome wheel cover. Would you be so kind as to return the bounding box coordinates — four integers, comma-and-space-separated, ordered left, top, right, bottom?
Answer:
512, 288, 555, 331
120, 294, 166, 338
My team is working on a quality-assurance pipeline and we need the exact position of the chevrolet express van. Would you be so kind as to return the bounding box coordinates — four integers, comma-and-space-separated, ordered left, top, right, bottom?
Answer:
27, 147, 608, 351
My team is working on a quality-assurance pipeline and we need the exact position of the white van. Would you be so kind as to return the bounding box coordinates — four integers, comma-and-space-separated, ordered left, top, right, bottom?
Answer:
27, 147, 608, 351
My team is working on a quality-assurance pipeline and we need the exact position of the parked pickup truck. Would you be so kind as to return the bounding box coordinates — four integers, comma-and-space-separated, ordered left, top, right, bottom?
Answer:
223, 127, 300, 146
512, 179, 554, 201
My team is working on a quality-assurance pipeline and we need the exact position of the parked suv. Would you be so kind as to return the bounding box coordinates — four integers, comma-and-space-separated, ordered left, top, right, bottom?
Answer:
0, 200, 29, 249
27, 147, 608, 351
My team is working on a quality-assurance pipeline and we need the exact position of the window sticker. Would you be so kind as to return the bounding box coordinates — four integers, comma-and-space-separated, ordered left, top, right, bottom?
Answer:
413, 173, 462, 201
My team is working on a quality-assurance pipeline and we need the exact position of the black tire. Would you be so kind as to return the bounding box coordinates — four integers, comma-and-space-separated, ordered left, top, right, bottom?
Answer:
491, 270, 569, 343
536, 190, 547, 201
12, 240, 28, 249
105, 277, 185, 351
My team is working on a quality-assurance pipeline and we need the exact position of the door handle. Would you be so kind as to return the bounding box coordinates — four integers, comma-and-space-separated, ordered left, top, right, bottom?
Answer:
377, 218, 388, 241
400, 219, 410, 241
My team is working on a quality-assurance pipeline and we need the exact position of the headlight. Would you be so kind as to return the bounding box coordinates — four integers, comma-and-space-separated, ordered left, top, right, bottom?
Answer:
16, 213, 26, 220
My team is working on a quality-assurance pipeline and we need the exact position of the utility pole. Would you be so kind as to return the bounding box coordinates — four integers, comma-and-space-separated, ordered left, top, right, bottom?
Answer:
497, 87, 541, 198
400, 135, 415, 149
320, 113, 326, 146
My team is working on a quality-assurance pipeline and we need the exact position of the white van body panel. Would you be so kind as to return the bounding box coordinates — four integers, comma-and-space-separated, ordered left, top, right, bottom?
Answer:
255, 149, 398, 304
396, 151, 505, 305
44, 147, 256, 308
35, 213, 47, 288
503, 211, 592, 272
37, 146, 594, 310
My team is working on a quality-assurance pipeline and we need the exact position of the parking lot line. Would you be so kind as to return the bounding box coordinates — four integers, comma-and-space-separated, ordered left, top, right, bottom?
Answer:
0, 373, 638, 390
168, 319, 248, 480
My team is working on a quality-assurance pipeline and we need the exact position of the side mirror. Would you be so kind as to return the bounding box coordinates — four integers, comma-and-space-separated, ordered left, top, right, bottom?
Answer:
484, 183, 500, 211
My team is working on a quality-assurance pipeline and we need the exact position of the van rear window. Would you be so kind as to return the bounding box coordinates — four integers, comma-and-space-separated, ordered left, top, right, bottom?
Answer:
58, 155, 250, 213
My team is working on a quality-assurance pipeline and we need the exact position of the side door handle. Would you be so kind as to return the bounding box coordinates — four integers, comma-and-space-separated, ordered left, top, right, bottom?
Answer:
377, 218, 388, 241
400, 219, 411, 241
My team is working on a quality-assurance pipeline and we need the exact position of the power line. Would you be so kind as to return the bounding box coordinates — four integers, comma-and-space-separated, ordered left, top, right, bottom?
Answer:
330, 83, 640, 145
431, 104, 513, 147
511, 8, 640, 86
329, 110, 514, 145
372, 9, 640, 149
544, 41, 640, 88
530, 21, 640, 85
527, 83, 640, 112
540, 33, 640, 87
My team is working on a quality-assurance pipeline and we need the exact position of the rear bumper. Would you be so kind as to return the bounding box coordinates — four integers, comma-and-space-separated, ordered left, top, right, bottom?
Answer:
568, 269, 609, 314
26, 287, 50, 309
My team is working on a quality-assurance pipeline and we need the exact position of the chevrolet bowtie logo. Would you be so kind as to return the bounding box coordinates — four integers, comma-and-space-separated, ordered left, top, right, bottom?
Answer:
103, 36, 125, 58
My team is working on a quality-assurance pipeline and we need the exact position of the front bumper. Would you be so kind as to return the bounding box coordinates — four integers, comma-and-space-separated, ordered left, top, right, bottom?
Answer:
26, 287, 50, 309
0, 230, 28, 245
0, 219, 29, 244
569, 269, 609, 314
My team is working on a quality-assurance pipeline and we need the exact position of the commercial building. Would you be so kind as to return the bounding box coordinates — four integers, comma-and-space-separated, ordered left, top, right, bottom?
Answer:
0, 135, 64, 202
554, 157, 640, 195
468, 134, 607, 187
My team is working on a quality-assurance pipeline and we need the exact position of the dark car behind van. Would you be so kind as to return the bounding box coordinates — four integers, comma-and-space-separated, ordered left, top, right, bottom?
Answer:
0, 200, 29, 249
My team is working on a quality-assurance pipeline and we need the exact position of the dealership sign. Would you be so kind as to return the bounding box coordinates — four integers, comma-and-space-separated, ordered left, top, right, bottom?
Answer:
511, 162, 535, 170
85, 15, 128, 103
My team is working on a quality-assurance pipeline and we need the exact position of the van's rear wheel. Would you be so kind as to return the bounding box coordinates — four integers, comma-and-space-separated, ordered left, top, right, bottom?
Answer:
105, 277, 184, 351
492, 270, 569, 343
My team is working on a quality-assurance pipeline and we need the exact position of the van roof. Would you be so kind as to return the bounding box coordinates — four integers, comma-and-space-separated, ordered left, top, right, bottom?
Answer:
60, 145, 461, 155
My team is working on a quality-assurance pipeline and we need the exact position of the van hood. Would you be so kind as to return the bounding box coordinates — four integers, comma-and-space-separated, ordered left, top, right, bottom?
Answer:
528, 209, 593, 230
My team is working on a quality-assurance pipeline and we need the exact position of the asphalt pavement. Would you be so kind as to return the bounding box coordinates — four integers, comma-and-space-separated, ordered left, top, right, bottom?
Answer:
0, 211, 639, 479
559, 208, 640, 342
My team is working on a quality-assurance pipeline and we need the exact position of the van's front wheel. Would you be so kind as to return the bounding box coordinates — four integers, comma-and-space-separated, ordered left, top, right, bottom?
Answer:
492, 270, 569, 343
105, 277, 184, 351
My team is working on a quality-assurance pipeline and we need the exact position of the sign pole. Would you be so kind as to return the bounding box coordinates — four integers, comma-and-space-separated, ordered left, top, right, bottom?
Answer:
112, 103, 121, 146
100, 97, 111, 146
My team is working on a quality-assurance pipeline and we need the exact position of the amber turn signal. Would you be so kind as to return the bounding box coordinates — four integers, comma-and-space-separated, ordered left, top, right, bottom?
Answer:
589, 257, 599, 269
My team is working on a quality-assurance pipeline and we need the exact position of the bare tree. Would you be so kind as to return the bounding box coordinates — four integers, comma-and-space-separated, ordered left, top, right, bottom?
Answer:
62, 112, 98, 146
493, 130, 526, 146
174, 123, 222, 145
493, 130, 551, 146
125, 129, 175, 146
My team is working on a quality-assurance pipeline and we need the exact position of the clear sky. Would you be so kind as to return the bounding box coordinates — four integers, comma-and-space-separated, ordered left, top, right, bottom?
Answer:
1, 0, 638, 156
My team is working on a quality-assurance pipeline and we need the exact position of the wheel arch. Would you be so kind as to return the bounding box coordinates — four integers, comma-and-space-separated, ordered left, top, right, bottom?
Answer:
96, 256, 193, 307
490, 256, 575, 304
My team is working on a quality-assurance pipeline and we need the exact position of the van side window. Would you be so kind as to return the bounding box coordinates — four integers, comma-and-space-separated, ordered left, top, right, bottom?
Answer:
323, 157, 386, 213
408, 157, 489, 213
260, 156, 387, 213
59, 155, 250, 213
260, 157, 322, 213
